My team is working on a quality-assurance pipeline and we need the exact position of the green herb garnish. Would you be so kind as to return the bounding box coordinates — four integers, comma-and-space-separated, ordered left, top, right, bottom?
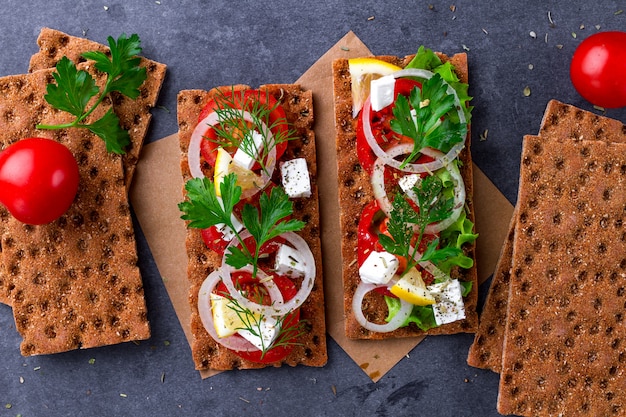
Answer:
389, 73, 467, 168
378, 175, 462, 275
218, 288, 307, 357
206, 89, 296, 174
36, 33, 147, 154
178, 173, 305, 277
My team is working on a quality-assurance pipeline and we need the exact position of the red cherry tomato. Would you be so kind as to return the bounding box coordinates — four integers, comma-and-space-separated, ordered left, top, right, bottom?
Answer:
356, 78, 423, 174
198, 89, 289, 168
0, 138, 79, 225
570, 31, 626, 108
216, 272, 300, 364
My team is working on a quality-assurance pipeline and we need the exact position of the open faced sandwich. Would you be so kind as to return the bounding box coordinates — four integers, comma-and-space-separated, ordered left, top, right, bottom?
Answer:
177, 84, 327, 370
332, 47, 478, 339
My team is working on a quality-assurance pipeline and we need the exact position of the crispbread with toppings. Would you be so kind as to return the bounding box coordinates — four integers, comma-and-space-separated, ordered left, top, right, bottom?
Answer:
331, 53, 478, 339
0, 66, 150, 355
177, 84, 327, 370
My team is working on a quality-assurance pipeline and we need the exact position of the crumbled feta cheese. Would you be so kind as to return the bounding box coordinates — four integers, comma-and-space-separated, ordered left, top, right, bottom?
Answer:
359, 250, 399, 285
238, 315, 279, 351
428, 279, 466, 325
274, 244, 307, 278
398, 174, 421, 194
233, 130, 264, 169
280, 158, 311, 198
370, 74, 396, 112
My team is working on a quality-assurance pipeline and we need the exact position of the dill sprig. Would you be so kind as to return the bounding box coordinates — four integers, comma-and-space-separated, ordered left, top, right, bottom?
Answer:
206, 88, 297, 175
217, 286, 307, 357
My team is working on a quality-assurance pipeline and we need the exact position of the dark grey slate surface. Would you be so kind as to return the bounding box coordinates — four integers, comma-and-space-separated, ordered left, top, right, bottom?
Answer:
0, 1, 625, 416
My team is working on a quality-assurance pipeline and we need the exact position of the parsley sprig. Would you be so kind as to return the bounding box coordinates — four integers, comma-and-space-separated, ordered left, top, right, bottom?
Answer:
206, 89, 296, 174
36, 33, 147, 154
390, 73, 467, 168
378, 175, 463, 276
178, 173, 305, 277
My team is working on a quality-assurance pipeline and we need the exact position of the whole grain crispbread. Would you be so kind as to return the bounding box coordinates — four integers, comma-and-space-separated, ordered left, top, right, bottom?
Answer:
177, 84, 327, 371
28, 27, 167, 189
0, 66, 150, 355
467, 100, 626, 374
498, 135, 626, 416
0, 28, 166, 307
332, 53, 478, 339
466, 213, 515, 372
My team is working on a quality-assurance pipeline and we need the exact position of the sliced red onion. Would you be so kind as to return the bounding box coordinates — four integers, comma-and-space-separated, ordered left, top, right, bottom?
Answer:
352, 282, 412, 332
187, 110, 277, 199
197, 269, 283, 352
370, 143, 465, 235
424, 160, 465, 234
361, 68, 466, 174
221, 231, 316, 317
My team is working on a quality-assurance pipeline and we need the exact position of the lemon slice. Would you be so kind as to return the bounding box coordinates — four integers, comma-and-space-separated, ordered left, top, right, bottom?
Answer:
390, 267, 435, 306
214, 147, 262, 197
348, 57, 402, 117
211, 293, 248, 338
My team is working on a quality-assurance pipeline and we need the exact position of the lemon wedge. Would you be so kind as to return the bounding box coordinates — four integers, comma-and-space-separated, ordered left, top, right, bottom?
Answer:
390, 267, 435, 306
348, 57, 402, 117
213, 147, 262, 197
210, 293, 248, 338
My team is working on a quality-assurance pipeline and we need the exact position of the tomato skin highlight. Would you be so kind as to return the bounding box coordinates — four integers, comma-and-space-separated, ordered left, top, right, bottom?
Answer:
570, 31, 626, 108
0, 138, 79, 225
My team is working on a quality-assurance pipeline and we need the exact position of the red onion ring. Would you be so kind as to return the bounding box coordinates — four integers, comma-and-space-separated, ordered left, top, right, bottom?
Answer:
221, 231, 316, 317
187, 110, 277, 199
361, 68, 466, 174
352, 282, 412, 332
370, 144, 465, 235
197, 269, 283, 352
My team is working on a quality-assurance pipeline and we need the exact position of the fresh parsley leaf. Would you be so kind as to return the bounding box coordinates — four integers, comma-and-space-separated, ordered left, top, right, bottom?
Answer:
240, 186, 305, 276
44, 57, 99, 117
178, 175, 239, 230
178, 173, 304, 278
36, 33, 147, 155
83, 34, 147, 99
86, 109, 131, 154
390, 74, 466, 167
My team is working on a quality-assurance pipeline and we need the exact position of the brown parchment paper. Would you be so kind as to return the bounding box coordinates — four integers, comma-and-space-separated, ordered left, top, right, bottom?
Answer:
129, 31, 515, 381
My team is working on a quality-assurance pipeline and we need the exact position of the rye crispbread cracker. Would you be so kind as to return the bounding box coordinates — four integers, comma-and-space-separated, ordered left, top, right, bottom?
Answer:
332, 53, 478, 339
0, 28, 166, 306
466, 214, 515, 372
28, 27, 167, 189
0, 67, 150, 355
467, 100, 626, 373
497, 135, 626, 416
177, 84, 327, 371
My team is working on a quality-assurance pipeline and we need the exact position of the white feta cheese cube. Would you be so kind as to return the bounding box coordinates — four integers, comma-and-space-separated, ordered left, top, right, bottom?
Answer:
280, 158, 311, 198
233, 130, 264, 169
370, 74, 396, 112
398, 174, 421, 195
359, 250, 399, 285
274, 244, 307, 278
237, 315, 279, 351
427, 279, 466, 325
